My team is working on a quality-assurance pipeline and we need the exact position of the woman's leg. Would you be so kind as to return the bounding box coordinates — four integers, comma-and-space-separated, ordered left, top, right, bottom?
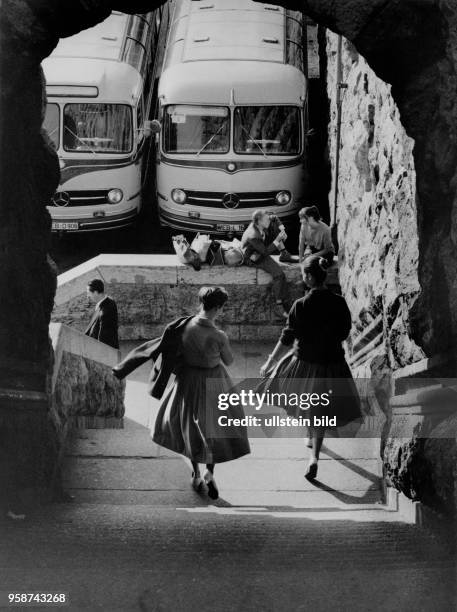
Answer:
190, 460, 203, 492
191, 460, 201, 477
204, 463, 219, 500
310, 427, 325, 463
305, 427, 325, 481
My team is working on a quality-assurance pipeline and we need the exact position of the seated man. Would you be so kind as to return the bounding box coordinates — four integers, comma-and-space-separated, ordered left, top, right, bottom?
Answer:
241, 210, 291, 319
264, 213, 295, 263
298, 206, 335, 265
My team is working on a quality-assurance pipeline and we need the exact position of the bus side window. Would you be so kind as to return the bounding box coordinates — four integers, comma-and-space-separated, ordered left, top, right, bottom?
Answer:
286, 11, 305, 73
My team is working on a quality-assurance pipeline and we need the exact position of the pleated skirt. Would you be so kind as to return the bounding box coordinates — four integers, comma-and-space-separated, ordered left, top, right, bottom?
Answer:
258, 352, 362, 428
151, 364, 251, 464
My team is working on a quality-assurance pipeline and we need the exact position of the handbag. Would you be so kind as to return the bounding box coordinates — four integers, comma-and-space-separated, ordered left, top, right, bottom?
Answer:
190, 233, 212, 262
207, 240, 225, 266
172, 235, 201, 270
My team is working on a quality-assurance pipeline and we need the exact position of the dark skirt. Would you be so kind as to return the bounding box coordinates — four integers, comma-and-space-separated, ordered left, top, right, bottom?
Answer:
151, 364, 251, 464
258, 352, 362, 428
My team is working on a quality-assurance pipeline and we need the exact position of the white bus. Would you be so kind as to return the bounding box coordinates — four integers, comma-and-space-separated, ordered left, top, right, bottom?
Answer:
154, 0, 309, 236
42, 8, 169, 233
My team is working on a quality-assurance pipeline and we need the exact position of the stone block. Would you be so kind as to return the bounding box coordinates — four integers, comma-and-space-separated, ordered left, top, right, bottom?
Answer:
50, 324, 125, 427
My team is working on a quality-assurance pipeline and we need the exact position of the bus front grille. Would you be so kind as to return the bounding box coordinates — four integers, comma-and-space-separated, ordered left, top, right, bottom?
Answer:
185, 190, 279, 209
50, 190, 109, 207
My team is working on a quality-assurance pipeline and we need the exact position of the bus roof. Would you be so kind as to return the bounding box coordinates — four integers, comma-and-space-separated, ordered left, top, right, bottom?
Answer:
42, 10, 157, 102
159, 61, 306, 106
49, 11, 128, 62
42, 57, 142, 104
165, 1, 289, 67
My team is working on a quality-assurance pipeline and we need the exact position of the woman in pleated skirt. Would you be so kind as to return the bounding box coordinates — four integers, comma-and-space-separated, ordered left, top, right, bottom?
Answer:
259, 256, 361, 481
151, 287, 250, 500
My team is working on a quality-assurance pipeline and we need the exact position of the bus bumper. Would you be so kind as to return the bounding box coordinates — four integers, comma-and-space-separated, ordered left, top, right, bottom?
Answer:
50, 210, 138, 233
159, 210, 298, 236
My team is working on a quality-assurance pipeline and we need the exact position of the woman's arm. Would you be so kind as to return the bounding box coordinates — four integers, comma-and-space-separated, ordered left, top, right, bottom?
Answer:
260, 301, 299, 376
220, 333, 234, 366
260, 340, 290, 377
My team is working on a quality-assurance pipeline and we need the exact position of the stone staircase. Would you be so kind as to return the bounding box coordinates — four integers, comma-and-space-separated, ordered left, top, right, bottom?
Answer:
63, 341, 388, 517
2, 342, 454, 611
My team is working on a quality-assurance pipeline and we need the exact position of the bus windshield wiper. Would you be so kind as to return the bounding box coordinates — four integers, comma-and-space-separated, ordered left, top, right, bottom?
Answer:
196, 121, 227, 156
239, 122, 268, 158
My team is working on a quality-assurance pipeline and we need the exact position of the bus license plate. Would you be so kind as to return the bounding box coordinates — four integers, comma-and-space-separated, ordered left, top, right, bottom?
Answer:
52, 222, 79, 231
217, 224, 244, 232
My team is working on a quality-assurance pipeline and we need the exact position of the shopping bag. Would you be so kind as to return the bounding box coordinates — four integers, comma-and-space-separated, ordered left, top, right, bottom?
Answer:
190, 233, 212, 262
172, 235, 201, 270
220, 239, 244, 266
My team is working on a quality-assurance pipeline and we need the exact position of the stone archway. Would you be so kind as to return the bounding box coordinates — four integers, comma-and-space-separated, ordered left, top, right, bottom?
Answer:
1, 0, 457, 499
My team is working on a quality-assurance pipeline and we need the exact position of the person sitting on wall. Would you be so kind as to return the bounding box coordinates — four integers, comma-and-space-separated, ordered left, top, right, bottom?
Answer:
85, 279, 119, 349
298, 206, 335, 266
264, 212, 296, 263
241, 209, 291, 319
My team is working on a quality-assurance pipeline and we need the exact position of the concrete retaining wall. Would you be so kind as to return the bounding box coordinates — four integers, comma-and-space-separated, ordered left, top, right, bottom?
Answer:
52, 254, 339, 342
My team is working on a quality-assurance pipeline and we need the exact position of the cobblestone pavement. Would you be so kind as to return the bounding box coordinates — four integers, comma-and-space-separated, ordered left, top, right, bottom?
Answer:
1, 343, 455, 611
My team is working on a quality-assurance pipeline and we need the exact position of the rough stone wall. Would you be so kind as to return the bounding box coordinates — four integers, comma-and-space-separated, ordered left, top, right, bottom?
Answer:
52, 352, 124, 423
0, 0, 166, 505
326, 33, 425, 375
51, 258, 339, 342
265, 0, 457, 360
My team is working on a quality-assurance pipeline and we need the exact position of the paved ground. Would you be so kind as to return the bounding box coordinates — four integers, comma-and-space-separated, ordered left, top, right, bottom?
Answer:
0, 343, 455, 611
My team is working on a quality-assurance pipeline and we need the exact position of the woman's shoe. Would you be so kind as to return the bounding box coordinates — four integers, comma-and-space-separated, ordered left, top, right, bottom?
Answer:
204, 471, 219, 500
305, 462, 318, 482
305, 437, 313, 449
191, 473, 203, 493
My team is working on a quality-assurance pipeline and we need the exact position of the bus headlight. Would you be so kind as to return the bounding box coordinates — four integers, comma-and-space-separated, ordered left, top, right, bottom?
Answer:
275, 191, 291, 205
107, 188, 123, 204
171, 188, 187, 204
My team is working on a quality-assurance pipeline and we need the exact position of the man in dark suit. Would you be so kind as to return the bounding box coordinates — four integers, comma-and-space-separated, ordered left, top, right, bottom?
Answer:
241, 210, 291, 319
85, 279, 119, 349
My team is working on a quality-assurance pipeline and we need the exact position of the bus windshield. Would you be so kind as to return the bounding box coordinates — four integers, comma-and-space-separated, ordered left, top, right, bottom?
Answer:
234, 106, 301, 156
44, 103, 60, 150
63, 103, 133, 153
164, 105, 229, 154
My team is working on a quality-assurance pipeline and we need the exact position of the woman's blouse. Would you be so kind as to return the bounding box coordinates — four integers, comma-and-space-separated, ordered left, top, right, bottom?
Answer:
181, 315, 233, 368
280, 288, 352, 363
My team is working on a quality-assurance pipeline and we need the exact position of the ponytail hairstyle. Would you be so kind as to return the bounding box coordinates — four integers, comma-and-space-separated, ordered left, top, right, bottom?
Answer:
302, 256, 328, 285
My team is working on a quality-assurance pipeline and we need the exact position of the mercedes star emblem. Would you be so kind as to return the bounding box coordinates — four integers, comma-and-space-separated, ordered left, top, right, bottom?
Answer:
222, 193, 240, 209
52, 191, 71, 207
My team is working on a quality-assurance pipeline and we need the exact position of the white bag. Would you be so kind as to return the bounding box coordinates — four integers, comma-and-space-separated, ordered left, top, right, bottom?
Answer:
190, 233, 212, 262
172, 235, 201, 270
220, 239, 244, 266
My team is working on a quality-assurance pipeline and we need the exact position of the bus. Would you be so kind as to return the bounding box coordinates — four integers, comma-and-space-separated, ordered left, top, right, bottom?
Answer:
154, 0, 309, 236
42, 8, 170, 233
